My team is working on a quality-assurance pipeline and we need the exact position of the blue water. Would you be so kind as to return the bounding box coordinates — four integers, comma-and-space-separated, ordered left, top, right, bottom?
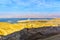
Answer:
0, 18, 53, 23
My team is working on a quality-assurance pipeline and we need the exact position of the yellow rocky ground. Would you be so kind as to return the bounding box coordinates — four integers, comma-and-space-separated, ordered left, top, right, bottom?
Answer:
0, 22, 25, 36
43, 18, 60, 27
0, 18, 60, 36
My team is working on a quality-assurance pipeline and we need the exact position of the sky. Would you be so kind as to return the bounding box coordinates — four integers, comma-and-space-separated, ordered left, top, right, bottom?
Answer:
0, 0, 60, 18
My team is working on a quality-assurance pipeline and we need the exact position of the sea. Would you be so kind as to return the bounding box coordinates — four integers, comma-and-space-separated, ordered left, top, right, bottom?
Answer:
0, 18, 53, 23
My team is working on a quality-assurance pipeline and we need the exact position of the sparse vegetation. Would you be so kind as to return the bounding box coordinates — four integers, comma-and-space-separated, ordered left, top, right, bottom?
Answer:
0, 18, 60, 40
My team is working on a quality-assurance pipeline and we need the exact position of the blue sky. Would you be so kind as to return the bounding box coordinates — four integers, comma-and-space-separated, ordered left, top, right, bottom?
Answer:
0, 0, 60, 18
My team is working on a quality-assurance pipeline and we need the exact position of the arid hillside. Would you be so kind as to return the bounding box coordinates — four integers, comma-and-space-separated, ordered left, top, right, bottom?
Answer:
0, 18, 60, 40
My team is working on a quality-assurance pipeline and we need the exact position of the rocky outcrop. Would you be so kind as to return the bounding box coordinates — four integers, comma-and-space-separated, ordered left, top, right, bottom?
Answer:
0, 27, 60, 40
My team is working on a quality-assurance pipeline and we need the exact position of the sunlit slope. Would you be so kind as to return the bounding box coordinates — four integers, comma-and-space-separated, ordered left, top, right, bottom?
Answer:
0, 20, 48, 36
17, 20, 48, 28
0, 22, 25, 36
17, 18, 60, 28
43, 18, 60, 27
0, 18, 60, 36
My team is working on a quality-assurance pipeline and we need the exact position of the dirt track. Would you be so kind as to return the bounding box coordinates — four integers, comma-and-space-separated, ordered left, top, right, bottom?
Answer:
42, 34, 60, 40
